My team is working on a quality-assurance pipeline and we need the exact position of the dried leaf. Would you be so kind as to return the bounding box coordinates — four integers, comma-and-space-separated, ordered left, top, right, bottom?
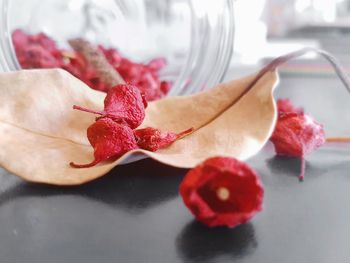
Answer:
0, 68, 278, 185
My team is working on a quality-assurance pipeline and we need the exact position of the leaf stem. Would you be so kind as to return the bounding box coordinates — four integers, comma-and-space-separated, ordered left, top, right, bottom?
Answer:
70, 159, 100, 168
73, 105, 104, 116
177, 127, 195, 139
256, 47, 350, 94
195, 47, 350, 134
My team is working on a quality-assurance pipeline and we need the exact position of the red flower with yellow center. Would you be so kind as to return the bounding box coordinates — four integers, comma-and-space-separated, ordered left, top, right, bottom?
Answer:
180, 157, 264, 228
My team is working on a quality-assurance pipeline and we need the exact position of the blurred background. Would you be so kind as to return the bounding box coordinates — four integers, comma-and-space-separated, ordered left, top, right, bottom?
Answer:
2, 0, 350, 94
233, 0, 350, 137
232, 0, 350, 76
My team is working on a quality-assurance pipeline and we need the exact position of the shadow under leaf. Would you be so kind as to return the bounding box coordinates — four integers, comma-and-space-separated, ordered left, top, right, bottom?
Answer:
0, 158, 187, 212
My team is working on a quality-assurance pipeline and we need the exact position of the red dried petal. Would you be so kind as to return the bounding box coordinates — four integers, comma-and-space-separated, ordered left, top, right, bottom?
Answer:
270, 111, 326, 181
12, 29, 29, 50
271, 99, 325, 180
160, 81, 172, 95
12, 30, 172, 100
271, 112, 325, 157
17, 45, 59, 69
179, 157, 264, 228
141, 93, 148, 109
29, 32, 58, 53
116, 58, 168, 101
134, 127, 193, 151
137, 72, 162, 100
117, 58, 142, 82
147, 57, 167, 72
102, 84, 146, 128
70, 118, 137, 168
99, 46, 122, 68
73, 83, 146, 129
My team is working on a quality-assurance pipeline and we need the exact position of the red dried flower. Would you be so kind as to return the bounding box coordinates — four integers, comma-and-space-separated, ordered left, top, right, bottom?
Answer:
179, 157, 264, 228
271, 113, 325, 157
102, 83, 147, 128
73, 83, 146, 129
70, 118, 138, 168
270, 109, 326, 180
134, 127, 194, 151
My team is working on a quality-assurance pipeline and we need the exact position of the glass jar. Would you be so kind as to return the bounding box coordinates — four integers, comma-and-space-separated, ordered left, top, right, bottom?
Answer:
0, 0, 234, 96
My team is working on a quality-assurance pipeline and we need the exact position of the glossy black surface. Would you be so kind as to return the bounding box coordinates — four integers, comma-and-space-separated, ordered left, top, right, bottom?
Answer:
0, 74, 350, 263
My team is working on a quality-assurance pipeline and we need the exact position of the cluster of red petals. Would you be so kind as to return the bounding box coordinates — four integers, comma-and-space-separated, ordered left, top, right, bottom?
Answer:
70, 84, 146, 168
12, 29, 172, 101
271, 99, 326, 158
71, 84, 191, 168
180, 157, 264, 228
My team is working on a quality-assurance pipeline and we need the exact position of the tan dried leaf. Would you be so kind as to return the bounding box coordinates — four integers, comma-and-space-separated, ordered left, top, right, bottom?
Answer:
0, 68, 278, 185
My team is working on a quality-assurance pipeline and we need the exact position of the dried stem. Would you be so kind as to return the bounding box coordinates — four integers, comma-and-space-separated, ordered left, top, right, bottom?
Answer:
249, 47, 350, 98
299, 157, 306, 182
326, 137, 350, 143
68, 38, 125, 88
73, 105, 104, 116
196, 47, 350, 134
73, 105, 123, 123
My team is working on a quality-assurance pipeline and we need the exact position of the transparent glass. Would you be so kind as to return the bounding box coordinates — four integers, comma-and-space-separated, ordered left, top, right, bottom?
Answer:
0, 0, 234, 95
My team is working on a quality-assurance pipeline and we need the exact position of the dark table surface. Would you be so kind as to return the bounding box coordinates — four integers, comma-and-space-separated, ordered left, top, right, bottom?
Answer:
1, 67, 350, 263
